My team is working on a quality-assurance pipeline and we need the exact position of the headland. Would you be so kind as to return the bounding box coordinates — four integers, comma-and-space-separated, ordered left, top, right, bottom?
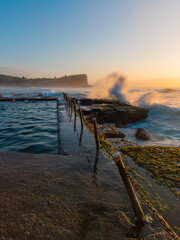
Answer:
0, 74, 90, 88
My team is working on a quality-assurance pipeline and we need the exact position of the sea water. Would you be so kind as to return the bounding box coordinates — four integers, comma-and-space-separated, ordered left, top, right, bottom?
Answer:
124, 88, 180, 147
0, 87, 179, 154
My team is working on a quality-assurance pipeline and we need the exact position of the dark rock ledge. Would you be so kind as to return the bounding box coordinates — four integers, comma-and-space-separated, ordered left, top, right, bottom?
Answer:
79, 98, 149, 127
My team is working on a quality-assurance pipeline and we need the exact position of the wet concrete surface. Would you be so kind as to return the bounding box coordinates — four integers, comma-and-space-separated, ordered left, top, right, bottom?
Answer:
57, 98, 96, 155
0, 151, 173, 239
0, 151, 133, 239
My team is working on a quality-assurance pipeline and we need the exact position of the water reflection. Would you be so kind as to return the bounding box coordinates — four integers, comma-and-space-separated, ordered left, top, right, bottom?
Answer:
86, 152, 100, 189
79, 126, 83, 145
57, 99, 96, 155
74, 112, 76, 132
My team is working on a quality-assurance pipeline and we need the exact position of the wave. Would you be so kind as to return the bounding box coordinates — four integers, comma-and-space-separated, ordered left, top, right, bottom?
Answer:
42, 90, 62, 97
148, 104, 180, 119
132, 92, 161, 108
158, 88, 179, 93
88, 73, 128, 103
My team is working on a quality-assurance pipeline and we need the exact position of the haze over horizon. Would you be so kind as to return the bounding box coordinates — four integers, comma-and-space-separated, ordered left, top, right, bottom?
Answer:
0, 0, 180, 88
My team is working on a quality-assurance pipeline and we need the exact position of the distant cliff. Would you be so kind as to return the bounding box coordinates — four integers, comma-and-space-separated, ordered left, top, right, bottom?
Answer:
0, 74, 90, 88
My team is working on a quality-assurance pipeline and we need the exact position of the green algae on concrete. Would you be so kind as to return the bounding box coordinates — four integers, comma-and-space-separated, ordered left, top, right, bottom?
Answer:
120, 146, 180, 197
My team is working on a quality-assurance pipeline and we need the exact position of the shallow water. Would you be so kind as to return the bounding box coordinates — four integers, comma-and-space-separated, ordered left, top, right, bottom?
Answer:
0, 100, 58, 154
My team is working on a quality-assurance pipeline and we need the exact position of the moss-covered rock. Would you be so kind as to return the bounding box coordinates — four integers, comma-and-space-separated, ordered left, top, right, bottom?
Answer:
120, 146, 180, 197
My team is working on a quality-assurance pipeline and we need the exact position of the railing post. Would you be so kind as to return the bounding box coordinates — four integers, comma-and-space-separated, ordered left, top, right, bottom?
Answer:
93, 118, 99, 151
63, 92, 66, 100
12, 92, 15, 102
69, 98, 72, 109
113, 152, 144, 225
74, 99, 77, 119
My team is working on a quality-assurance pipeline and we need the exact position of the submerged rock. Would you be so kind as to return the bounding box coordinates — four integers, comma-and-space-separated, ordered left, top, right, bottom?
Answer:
135, 128, 151, 141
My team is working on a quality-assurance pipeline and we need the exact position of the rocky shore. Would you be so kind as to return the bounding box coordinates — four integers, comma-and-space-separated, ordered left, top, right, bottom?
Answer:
79, 98, 149, 127
78, 98, 149, 145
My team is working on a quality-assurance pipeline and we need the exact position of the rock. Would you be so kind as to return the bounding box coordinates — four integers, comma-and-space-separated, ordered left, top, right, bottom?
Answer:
115, 122, 126, 128
107, 138, 139, 148
81, 107, 92, 115
112, 105, 149, 125
92, 99, 119, 104
135, 128, 151, 140
86, 113, 104, 124
160, 88, 175, 93
105, 131, 125, 138
98, 124, 125, 138
92, 105, 148, 126
80, 98, 149, 126
80, 98, 93, 105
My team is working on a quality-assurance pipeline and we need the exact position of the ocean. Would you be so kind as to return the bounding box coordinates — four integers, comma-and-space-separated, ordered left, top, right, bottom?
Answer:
120, 87, 180, 147
0, 87, 179, 154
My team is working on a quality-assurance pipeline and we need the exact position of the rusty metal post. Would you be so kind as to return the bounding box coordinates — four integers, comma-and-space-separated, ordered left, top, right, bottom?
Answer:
74, 99, 77, 119
70, 98, 73, 110
12, 92, 15, 102
113, 152, 144, 224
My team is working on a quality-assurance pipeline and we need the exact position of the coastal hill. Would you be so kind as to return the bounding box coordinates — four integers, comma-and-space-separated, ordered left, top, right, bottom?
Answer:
0, 74, 90, 88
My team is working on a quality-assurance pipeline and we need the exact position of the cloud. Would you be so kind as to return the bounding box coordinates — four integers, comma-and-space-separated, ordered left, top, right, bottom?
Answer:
0, 65, 65, 78
0, 66, 30, 77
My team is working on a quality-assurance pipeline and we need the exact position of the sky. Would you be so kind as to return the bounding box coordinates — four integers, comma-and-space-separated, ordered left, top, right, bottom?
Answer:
0, 0, 180, 87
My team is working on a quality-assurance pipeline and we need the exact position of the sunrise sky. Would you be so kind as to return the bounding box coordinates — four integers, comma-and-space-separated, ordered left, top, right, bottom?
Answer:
0, 0, 180, 87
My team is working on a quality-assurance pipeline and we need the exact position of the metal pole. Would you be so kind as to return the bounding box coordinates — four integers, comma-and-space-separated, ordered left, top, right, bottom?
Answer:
74, 99, 76, 119
12, 92, 14, 99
